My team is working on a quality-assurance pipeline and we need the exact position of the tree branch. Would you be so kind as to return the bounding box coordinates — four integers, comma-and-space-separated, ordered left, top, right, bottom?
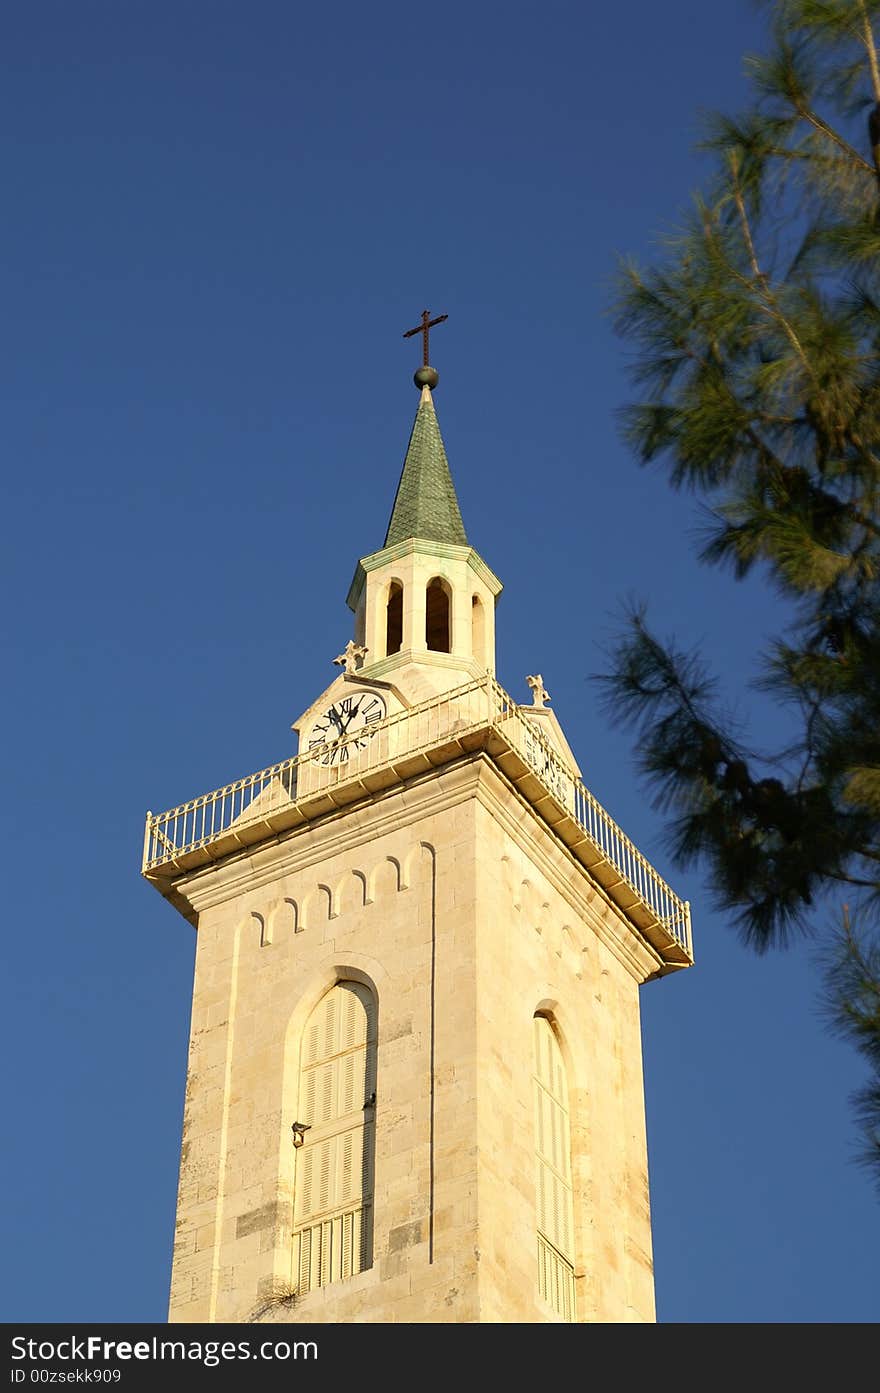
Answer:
827, 871, 880, 890
860, 1, 880, 102
794, 99, 875, 175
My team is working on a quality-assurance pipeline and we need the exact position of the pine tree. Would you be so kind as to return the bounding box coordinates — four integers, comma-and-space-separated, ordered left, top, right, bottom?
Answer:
605, 0, 880, 1189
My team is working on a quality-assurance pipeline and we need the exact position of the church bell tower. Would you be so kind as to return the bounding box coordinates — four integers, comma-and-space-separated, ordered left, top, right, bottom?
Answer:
143, 316, 693, 1324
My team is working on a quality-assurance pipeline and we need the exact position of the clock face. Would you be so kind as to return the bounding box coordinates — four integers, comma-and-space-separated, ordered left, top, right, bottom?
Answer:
308, 691, 387, 766
524, 723, 569, 804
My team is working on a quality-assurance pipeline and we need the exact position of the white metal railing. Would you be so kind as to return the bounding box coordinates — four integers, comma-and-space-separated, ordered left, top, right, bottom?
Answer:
143, 674, 692, 957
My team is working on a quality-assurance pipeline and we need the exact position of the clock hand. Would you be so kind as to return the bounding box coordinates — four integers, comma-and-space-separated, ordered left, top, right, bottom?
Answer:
339, 703, 360, 736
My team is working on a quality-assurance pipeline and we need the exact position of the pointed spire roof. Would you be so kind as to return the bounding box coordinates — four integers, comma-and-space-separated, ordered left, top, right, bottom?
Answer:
383, 386, 468, 548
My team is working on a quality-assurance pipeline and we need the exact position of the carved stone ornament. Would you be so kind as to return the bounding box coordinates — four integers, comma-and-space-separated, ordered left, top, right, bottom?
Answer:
334, 640, 369, 674
526, 674, 550, 708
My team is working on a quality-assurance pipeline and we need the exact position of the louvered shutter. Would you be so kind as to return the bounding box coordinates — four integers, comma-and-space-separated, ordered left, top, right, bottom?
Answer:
533, 1015, 577, 1319
294, 982, 376, 1292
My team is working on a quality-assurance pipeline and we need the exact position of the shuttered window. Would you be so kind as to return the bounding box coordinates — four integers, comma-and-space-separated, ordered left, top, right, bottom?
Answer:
294, 982, 376, 1293
533, 1014, 577, 1320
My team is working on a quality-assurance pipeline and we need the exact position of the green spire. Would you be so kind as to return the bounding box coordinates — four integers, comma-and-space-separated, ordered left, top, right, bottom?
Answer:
383, 386, 468, 548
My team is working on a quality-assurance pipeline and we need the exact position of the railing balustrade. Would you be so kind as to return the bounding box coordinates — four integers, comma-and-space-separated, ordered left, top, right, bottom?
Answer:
143, 674, 691, 958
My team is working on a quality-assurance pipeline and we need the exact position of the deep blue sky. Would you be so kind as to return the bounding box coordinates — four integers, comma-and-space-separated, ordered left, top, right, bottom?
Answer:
3, 1, 878, 1325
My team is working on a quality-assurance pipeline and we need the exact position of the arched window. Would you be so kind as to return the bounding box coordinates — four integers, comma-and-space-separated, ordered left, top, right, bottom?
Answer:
471, 594, 485, 666
293, 982, 377, 1294
385, 582, 403, 657
533, 1014, 576, 1320
425, 578, 451, 653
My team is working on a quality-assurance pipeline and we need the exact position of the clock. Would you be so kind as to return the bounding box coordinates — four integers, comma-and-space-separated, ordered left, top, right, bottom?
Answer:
524, 722, 569, 805
308, 691, 387, 766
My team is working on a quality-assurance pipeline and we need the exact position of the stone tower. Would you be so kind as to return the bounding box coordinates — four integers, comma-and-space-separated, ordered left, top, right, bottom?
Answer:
142, 344, 693, 1324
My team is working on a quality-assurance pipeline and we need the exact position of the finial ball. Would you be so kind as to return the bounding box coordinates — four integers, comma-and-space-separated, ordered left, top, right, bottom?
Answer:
414, 365, 439, 390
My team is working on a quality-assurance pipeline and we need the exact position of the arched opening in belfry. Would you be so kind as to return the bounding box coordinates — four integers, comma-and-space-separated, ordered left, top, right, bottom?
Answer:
472, 594, 486, 666
386, 581, 403, 656
426, 578, 451, 653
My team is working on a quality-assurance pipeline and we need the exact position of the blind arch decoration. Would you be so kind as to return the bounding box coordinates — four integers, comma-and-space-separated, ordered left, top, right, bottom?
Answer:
293, 981, 377, 1294
533, 1014, 577, 1320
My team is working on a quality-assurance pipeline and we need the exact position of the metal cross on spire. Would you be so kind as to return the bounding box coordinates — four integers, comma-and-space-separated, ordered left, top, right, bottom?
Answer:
403, 309, 448, 367
403, 309, 448, 390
